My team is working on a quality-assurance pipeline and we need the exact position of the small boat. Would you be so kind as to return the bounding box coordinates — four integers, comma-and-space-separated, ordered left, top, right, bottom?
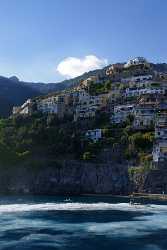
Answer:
129, 199, 142, 206
64, 198, 71, 202
129, 198, 135, 205
133, 202, 142, 206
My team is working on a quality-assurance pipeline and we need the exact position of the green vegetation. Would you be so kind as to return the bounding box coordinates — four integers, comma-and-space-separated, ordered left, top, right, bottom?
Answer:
0, 105, 155, 173
129, 132, 154, 151
124, 131, 154, 163
83, 152, 93, 161
150, 82, 161, 87
88, 80, 112, 95
128, 162, 155, 179
0, 114, 82, 167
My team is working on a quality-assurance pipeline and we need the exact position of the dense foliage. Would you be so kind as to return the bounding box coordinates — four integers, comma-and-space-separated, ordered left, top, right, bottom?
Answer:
0, 109, 155, 170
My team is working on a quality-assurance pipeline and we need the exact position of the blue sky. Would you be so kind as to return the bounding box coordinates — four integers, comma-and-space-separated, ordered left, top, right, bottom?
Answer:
0, 0, 166, 82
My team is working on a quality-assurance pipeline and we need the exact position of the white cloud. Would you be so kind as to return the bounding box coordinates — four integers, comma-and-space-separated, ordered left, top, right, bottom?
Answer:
57, 55, 108, 78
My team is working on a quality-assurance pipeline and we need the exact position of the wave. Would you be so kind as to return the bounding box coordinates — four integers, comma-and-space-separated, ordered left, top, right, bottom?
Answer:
0, 202, 167, 244
0, 202, 166, 213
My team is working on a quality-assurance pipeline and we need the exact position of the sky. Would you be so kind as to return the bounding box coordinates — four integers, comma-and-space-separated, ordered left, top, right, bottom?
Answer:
0, 0, 167, 83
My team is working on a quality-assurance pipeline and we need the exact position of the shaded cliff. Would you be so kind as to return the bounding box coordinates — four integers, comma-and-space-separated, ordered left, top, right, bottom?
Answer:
0, 161, 129, 195
1, 160, 167, 195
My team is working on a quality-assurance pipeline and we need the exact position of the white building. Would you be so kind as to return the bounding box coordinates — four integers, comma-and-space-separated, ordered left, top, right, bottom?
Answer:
121, 75, 153, 84
153, 109, 167, 162
37, 97, 58, 113
74, 90, 107, 121
153, 141, 167, 162
12, 106, 21, 115
85, 129, 102, 142
124, 57, 149, 68
13, 99, 33, 115
125, 88, 165, 98
111, 104, 134, 124
37, 95, 65, 118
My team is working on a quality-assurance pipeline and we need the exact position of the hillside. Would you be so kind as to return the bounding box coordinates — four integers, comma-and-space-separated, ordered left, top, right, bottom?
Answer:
0, 58, 167, 194
21, 63, 167, 94
21, 66, 108, 94
0, 109, 155, 195
0, 66, 107, 116
1, 62, 167, 117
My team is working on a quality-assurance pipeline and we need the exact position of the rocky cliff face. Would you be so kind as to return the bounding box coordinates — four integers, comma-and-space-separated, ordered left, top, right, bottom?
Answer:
1, 160, 167, 195
131, 164, 167, 194
0, 161, 130, 195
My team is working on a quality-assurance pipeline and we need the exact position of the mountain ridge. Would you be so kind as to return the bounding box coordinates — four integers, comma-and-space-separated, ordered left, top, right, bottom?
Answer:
13, 62, 167, 94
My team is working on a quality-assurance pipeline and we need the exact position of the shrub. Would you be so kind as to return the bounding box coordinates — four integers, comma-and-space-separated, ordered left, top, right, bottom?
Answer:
129, 132, 154, 151
83, 152, 93, 161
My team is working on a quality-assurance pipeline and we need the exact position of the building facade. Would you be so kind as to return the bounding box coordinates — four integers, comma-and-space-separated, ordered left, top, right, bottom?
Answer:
111, 104, 134, 124
124, 57, 150, 68
12, 99, 34, 115
153, 108, 167, 162
133, 105, 155, 129
85, 129, 102, 142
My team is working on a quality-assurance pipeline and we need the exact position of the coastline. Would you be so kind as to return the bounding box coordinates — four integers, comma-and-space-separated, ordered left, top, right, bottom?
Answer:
0, 192, 167, 202
81, 193, 167, 201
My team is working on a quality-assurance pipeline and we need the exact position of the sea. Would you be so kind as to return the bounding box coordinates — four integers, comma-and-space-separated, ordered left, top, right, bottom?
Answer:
0, 195, 166, 250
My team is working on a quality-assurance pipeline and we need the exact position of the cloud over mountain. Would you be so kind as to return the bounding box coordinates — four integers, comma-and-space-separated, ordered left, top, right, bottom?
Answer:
57, 55, 108, 78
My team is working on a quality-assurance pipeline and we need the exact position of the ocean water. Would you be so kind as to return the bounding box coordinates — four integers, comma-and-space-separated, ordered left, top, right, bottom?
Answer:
0, 196, 166, 250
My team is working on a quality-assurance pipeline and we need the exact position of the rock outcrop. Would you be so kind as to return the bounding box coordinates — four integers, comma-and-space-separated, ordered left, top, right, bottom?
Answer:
131, 164, 167, 194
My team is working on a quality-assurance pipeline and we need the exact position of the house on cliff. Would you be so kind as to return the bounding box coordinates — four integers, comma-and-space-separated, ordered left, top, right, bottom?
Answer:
74, 90, 108, 121
36, 95, 65, 118
124, 57, 150, 69
153, 141, 167, 162
85, 129, 102, 142
133, 105, 155, 130
106, 63, 125, 81
13, 99, 35, 115
132, 94, 162, 130
111, 104, 134, 124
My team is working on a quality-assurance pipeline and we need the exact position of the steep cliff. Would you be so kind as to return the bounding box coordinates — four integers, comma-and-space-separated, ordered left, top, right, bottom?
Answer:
0, 161, 129, 195
130, 163, 167, 194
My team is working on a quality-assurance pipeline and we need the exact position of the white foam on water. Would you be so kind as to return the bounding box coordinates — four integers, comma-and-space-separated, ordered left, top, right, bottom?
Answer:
0, 202, 167, 240
86, 208, 167, 237
0, 202, 166, 213
86, 215, 166, 237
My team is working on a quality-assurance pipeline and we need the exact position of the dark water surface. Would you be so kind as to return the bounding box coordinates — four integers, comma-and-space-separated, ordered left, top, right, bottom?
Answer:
0, 195, 166, 250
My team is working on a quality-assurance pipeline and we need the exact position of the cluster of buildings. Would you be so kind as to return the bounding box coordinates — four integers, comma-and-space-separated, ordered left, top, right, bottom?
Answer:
12, 57, 167, 162
73, 90, 108, 121
153, 107, 167, 163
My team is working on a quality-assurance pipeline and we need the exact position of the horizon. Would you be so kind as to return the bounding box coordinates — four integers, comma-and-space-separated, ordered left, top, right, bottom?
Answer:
0, 0, 167, 82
